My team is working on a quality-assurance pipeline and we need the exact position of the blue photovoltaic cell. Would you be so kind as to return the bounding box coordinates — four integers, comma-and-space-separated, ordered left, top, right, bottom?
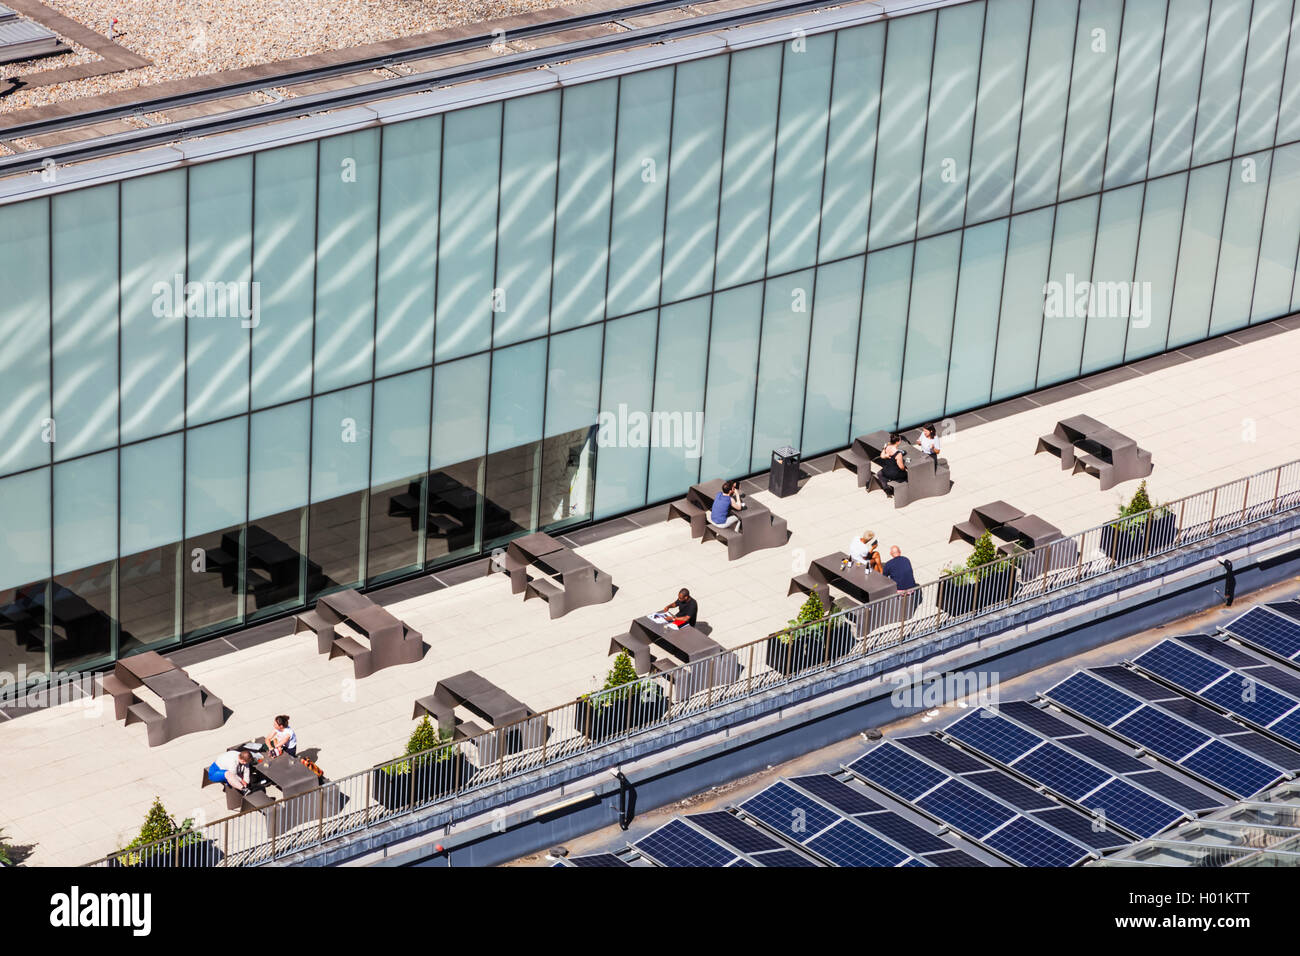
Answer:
1199, 679, 1299, 730
916, 782, 1015, 837
999, 700, 1081, 738
1112, 707, 1208, 760
926, 849, 988, 867
1135, 641, 1231, 692
567, 853, 630, 867
1013, 743, 1111, 800
1047, 672, 1141, 726
1269, 709, 1300, 746
1247, 666, 1300, 700
1159, 695, 1247, 736
1081, 778, 1183, 838
1180, 740, 1279, 797
965, 770, 1057, 811
943, 710, 1041, 763
728, 858, 753, 867
634, 819, 739, 867
901, 858, 928, 867
1216, 731, 1300, 771
896, 734, 990, 773
1129, 769, 1224, 812
739, 781, 843, 840
1268, 601, 1300, 623
848, 744, 948, 800
1093, 665, 1181, 702
803, 819, 913, 868
688, 811, 784, 854
752, 849, 820, 867
1224, 607, 1300, 660
983, 816, 1089, 867
1059, 734, 1150, 774
789, 774, 884, 815
1034, 807, 1128, 850
857, 811, 952, 854
1180, 633, 1273, 670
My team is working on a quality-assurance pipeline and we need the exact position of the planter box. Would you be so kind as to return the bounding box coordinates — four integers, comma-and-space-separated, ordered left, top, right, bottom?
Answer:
936, 567, 1017, 617
766, 620, 857, 676
371, 753, 466, 811
1099, 512, 1178, 563
107, 838, 219, 867
576, 687, 668, 743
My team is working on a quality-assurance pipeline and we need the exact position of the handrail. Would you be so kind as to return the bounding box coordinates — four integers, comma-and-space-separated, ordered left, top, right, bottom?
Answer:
85, 457, 1300, 866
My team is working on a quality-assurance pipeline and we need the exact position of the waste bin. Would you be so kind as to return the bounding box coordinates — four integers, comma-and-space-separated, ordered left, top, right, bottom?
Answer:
769, 446, 801, 498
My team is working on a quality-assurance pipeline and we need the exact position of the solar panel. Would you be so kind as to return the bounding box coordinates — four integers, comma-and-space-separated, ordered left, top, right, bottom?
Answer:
856, 811, 953, 854
739, 781, 844, 841
1034, 807, 1128, 850
1134, 641, 1231, 692
1245, 665, 1300, 700
926, 848, 988, 867
1058, 733, 1150, 774
896, 733, 991, 772
751, 849, 819, 867
1158, 695, 1244, 737
965, 770, 1058, 811
1080, 778, 1185, 838
1013, 743, 1111, 800
1180, 633, 1275, 670
1267, 601, 1300, 623
1046, 672, 1141, 725
983, 816, 1091, 867
943, 710, 1040, 763
1112, 706, 1208, 760
1093, 665, 1181, 702
688, 811, 783, 854
998, 700, 1082, 738
727, 858, 753, 867
1270, 709, 1300, 747
1224, 606, 1300, 659
803, 819, 914, 868
1222, 728, 1300, 768
1128, 769, 1224, 811
1180, 740, 1280, 797
788, 774, 884, 815
566, 853, 630, 867
848, 744, 947, 800
1184, 668, 1298, 726
916, 782, 1015, 837
634, 819, 740, 867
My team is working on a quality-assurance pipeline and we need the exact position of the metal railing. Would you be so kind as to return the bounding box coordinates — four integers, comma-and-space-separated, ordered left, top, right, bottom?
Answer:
86, 458, 1300, 867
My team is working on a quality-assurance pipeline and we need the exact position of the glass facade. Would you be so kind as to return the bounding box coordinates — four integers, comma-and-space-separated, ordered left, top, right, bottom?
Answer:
3, 0, 1300, 673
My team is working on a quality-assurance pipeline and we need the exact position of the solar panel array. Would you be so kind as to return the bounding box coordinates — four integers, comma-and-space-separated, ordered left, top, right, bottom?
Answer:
1042, 670, 1287, 798
1222, 606, 1300, 661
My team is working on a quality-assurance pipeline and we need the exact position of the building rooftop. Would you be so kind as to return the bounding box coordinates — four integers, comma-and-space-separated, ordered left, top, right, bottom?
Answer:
3, 317, 1300, 866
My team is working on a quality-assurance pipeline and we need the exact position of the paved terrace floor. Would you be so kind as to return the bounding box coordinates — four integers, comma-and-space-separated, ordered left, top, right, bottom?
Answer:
4, 320, 1300, 865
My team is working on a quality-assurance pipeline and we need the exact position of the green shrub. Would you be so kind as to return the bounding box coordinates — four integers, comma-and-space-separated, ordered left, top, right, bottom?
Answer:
943, 531, 1007, 583
384, 716, 457, 776
0, 828, 12, 867
583, 651, 643, 708
116, 798, 199, 866
782, 591, 826, 643
1114, 480, 1169, 532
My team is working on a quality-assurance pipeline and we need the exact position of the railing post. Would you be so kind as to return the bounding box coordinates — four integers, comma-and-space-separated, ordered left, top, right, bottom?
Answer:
1240, 477, 1250, 523
708, 655, 717, 706
317, 787, 325, 843
1141, 511, 1153, 559
223, 818, 228, 863
408, 759, 416, 812
1273, 467, 1282, 513
1210, 488, 1219, 530
1178, 500, 1186, 541
747, 643, 754, 694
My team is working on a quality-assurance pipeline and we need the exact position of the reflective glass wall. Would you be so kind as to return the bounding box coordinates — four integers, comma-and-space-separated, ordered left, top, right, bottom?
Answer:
3, 0, 1300, 673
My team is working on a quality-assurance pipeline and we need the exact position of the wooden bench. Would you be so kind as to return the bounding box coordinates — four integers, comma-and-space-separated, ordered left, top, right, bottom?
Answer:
832, 437, 877, 489
1034, 432, 1076, 469
294, 608, 336, 654
666, 498, 708, 538
99, 672, 135, 721
125, 700, 168, 747
328, 635, 374, 679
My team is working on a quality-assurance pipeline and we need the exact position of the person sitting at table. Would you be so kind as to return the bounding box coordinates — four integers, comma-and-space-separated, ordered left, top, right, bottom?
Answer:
873, 434, 908, 497
882, 545, 917, 591
207, 748, 253, 792
709, 480, 744, 532
849, 531, 878, 568
660, 588, 698, 627
268, 714, 297, 757
869, 550, 885, 576
918, 423, 942, 457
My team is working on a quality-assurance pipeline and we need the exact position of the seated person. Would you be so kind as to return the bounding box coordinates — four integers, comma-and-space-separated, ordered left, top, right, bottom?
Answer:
874, 434, 908, 496
882, 546, 917, 591
870, 550, 885, 576
207, 748, 253, 791
918, 423, 941, 457
660, 588, 698, 627
709, 480, 743, 531
268, 714, 297, 757
849, 531, 878, 568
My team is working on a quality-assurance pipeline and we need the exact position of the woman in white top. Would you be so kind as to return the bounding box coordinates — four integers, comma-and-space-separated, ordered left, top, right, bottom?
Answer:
919, 423, 941, 456
268, 715, 298, 757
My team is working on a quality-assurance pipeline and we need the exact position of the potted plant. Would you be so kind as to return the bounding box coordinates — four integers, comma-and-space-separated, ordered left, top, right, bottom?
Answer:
576, 652, 667, 743
110, 797, 209, 867
371, 716, 466, 810
1099, 480, 1177, 562
767, 592, 857, 676
937, 532, 1017, 616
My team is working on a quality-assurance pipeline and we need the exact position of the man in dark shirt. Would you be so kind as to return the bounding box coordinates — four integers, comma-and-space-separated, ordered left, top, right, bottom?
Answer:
661, 588, 698, 627
882, 546, 917, 591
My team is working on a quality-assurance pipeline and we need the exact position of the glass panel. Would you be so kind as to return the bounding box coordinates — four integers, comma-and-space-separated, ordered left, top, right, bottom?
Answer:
898, 233, 961, 425
52, 184, 118, 460
917, 2, 984, 237
700, 283, 762, 481
851, 244, 912, 434
121, 171, 185, 442
309, 385, 371, 596
184, 417, 248, 637
1210, 152, 1271, 335
1279, 1, 1300, 144
991, 208, 1054, 401
1148, 0, 1210, 179
0, 198, 51, 477
1167, 161, 1230, 348
1192, 0, 1252, 167
187, 156, 252, 425
485, 340, 546, 545
551, 79, 617, 332
1037, 195, 1100, 387
0, 469, 50, 676
607, 67, 673, 318
120, 435, 182, 652
494, 93, 559, 346
662, 57, 727, 304
594, 310, 656, 518
369, 369, 432, 583
376, 116, 439, 376
715, 45, 782, 289
869, 11, 936, 249
752, 270, 814, 471
542, 326, 601, 530
1125, 172, 1188, 359
647, 298, 709, 501
1104, 0, 1167, 189
802, 257, 864, 456
1058, 0, 1123, 202
767, 33, 834, 275
819, 23, 885, 262
1234, 0, 1293, 154
967, 0, 1033, 223
1081, 183, 1144, 373
436, 103, 501, 360
1251, 143, 1300, 322
252, 143, 316, 407
946, 219, 1008, 412
1011, 0, 1077, 212
314, 130, 380, 391
52, 450, 116, 668
247, 401, 309, 618
429, 354, 489, 565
